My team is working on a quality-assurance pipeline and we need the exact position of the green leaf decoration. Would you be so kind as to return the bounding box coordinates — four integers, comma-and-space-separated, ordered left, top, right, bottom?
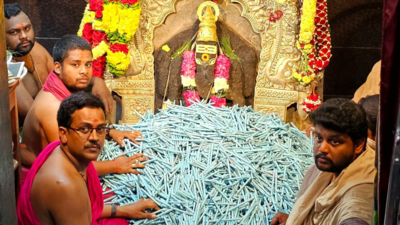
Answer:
171, 40, 192, 61
219, 36, 241, 63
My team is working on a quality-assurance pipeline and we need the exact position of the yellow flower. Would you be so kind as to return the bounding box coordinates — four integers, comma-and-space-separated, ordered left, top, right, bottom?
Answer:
301, 76, 311, 84
107, 50, 130, 71
214, 77, 229, 92
275, 0, 287, 3
103, 3, 120, 33
310, 73, 316, 81
118, 7, 141, 41
93, 19, 105, 31
299, 0, 317, 44
292, 70, 302, 81
92, 41, 109, 60
77, 23, 84, 37
301, 47, 312, 54
299, 32, 314, 44
296, 41, 314, 54
181, 76, 197, 87
162, 45, 170, 52
305, 43, 313, 49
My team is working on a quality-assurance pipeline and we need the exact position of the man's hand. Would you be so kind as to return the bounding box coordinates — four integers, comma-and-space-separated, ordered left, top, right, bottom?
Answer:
114, 153, 147, 175
91, 76, 113, 114
119, 198, 160, 220
271, 212, 289, 225
109, 129, 142, 146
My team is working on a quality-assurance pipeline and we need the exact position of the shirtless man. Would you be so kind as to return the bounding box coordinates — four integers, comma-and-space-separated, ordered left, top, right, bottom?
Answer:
22, 35, 144, 178
4, 3, 113, 124
18, 92, 159, 225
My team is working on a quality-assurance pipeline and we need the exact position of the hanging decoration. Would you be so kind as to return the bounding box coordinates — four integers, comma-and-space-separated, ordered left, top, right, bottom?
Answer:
211, 54, 230, 107
302, 92, 322, 112
181, 50, 200, 106
77, 0, 141, 78
290, 0, 331, 113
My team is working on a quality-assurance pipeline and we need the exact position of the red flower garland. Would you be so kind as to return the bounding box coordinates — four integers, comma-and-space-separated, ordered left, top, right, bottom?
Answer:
82, 23, 93, 44
89, 0, 103, 12
307, 0, 331, 73
93, 56, 106, 78
110, 43, 129, 54
302, 93, 322, 112
92, 30, 107, 47
120, 0, 138, 4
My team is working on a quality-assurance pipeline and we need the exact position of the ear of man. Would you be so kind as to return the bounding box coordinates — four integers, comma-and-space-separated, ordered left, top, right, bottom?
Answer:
54, 62, 62, 74
354, 138, 366, 155
59, 126, 68, 145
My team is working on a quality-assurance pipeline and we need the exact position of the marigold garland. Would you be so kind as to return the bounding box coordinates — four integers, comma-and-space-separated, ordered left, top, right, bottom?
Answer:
299, 0, 317, 44
292, 0, 331, 112
93, 41, 109, 60
78, 0, 141, 78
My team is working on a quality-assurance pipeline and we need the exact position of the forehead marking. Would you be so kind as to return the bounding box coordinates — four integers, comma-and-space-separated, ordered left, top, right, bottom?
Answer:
17, 23, 26, 29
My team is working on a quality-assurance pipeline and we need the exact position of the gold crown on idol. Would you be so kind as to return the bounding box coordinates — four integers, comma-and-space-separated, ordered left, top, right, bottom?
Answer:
197, 2, 220, 42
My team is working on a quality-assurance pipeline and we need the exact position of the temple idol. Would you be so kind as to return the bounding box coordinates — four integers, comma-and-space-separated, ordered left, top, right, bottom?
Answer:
77, 0, 331, 127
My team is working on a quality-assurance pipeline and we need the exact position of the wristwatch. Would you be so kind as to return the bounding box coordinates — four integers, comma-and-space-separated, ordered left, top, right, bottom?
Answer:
111, 203, 117, 217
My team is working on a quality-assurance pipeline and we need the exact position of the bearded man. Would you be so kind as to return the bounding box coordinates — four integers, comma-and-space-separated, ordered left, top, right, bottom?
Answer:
4, 3, 113, 125
18, 92, 159, 225
271, 98, 375, 225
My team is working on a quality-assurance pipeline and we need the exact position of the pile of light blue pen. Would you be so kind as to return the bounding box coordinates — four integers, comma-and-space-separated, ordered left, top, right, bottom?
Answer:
98, 102, 314, 225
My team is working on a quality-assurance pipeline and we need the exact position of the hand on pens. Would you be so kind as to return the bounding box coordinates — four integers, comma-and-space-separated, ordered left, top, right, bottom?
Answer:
119, 198, 160, 219
271, 212, 289, 225
109, 129, 142, 146
114, 153, 147, 175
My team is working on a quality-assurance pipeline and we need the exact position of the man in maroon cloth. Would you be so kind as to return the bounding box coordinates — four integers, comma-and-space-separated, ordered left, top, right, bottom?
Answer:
18, 92, 159, 225
21, 35, 145, 181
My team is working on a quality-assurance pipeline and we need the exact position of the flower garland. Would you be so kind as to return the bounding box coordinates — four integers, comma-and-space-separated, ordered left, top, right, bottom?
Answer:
211, 54, 230, 107
180, 51, 230, 108
292, 0, 331, 112
181, 51, 200, 106
293, 0, 317, 86
302, 92, 322, 112
307, 0, 331, 73
77, 0, 141, 78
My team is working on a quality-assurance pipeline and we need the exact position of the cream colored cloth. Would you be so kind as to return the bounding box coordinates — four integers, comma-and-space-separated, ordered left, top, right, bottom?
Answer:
353, 61, 381, 103
286, 146, 375, 225
296, 164, 320, 200
367, 138, 376, 151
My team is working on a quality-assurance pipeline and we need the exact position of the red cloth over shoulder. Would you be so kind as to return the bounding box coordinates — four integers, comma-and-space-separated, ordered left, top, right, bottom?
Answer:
17, 140, 128, 225
42, 71, 71, 101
